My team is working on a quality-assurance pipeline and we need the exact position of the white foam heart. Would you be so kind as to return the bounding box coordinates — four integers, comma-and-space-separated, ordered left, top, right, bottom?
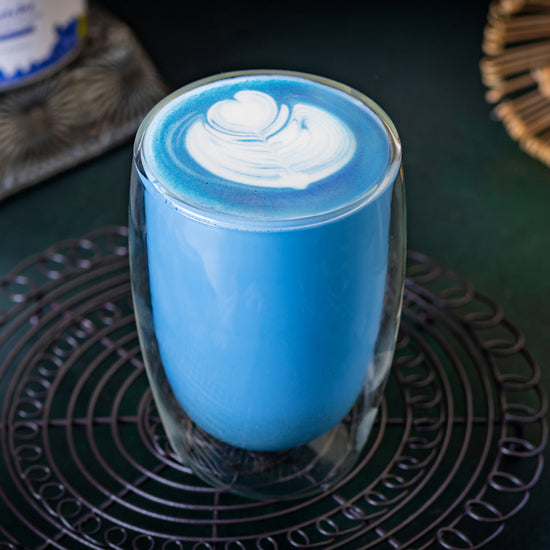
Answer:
185, 90, 356, 189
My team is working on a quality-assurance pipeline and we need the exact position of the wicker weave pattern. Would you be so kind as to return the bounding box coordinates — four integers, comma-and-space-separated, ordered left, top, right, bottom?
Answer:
481, 0, 550, 166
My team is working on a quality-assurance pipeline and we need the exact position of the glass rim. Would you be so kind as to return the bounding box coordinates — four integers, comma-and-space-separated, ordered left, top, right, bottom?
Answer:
134, 69, 402, 231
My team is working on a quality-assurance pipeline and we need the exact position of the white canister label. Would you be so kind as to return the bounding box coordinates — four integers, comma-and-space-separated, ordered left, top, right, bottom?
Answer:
0, 0, 87, 90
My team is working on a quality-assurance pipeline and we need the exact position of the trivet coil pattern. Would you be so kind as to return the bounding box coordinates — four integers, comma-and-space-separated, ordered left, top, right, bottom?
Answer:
0, 227, 546, 550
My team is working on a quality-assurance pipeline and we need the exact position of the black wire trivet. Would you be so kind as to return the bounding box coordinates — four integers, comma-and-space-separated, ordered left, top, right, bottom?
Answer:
0, 226, 546, 550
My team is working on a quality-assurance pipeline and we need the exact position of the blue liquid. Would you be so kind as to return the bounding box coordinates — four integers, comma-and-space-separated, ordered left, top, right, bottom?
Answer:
141, 74, 391, 223
139, 74, 395, 451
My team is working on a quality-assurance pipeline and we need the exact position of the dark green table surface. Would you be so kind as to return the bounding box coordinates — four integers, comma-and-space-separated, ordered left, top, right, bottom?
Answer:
1, 1, 548, 548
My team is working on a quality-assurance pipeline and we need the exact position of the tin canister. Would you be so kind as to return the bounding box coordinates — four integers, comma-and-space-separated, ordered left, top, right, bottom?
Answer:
0, 0, 87, 92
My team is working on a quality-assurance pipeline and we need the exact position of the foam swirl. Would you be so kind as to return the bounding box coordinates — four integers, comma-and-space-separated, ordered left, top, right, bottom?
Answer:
185, 90, 356, 189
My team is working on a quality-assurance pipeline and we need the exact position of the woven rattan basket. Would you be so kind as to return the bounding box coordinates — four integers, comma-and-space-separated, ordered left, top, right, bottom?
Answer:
481, 0, 550, 166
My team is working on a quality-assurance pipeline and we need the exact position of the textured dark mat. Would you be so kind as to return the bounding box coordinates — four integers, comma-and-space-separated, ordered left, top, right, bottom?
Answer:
0, 7, 169, 201
0, 227, 546, 549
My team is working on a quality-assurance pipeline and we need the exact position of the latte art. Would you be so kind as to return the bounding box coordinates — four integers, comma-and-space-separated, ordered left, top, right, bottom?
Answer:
185, 90, 356, 189
141, 73, 392, 222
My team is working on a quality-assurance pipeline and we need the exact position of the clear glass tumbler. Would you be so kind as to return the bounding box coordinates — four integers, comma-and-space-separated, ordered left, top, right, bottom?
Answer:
129, 70, 405, 500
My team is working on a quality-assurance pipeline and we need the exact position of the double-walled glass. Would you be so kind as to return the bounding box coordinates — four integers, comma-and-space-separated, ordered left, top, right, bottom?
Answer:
129, 70, 405, 500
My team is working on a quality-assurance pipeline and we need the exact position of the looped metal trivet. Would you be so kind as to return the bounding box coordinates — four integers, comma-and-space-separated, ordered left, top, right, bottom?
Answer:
0, 227, 546, 550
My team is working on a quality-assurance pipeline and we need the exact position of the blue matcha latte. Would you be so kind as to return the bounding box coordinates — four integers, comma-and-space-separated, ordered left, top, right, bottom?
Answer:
137, 73, 395, 451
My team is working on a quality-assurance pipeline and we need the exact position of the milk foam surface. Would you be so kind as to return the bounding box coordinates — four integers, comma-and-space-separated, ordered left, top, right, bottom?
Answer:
141, 74, 392, 223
